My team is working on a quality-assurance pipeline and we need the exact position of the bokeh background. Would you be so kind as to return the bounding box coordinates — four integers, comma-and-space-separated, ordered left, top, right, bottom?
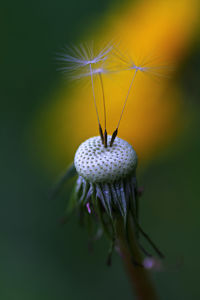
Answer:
1, 0, 200, 299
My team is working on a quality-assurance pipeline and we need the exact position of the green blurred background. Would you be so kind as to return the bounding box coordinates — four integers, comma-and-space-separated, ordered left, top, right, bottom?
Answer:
1, 0, 200, 299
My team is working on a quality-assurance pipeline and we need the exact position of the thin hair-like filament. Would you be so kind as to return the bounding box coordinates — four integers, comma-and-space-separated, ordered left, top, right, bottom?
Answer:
89, 64, 104, 144
110, 69, 138, 147
98, 72, 107, 147
117, 68, 138, 129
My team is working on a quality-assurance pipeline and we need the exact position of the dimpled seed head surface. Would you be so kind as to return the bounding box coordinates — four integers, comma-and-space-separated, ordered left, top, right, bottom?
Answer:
74, 135, 137, 183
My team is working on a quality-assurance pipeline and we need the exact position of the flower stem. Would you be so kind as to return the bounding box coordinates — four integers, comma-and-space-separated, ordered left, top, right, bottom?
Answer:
116, 217, 159, 300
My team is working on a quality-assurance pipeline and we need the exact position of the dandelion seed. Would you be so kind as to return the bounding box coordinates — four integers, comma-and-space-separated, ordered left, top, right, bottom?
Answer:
110, 46, 173, 146
57, 42, 113, 145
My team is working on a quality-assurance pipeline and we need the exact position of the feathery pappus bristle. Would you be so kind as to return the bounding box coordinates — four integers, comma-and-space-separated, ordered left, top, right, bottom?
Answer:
56, 42, 113, 76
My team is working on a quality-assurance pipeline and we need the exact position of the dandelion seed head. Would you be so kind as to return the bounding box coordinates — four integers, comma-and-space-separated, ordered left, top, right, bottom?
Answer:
74, 135, 137, 183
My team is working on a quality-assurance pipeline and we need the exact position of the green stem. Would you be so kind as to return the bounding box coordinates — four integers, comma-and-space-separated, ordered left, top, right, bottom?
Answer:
116, 217, 159, 300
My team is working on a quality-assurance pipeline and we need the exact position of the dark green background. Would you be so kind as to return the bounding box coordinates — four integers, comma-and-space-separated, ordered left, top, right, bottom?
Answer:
1, 0, 200, 299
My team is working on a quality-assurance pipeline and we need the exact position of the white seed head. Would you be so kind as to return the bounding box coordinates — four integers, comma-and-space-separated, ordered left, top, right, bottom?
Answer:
74, 135, 137, 183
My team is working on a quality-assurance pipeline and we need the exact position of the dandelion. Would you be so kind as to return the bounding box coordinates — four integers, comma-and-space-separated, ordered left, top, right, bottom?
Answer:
53, 42, 167, 300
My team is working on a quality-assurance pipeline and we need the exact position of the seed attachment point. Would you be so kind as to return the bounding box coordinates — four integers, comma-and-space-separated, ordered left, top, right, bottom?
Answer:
104, 129, 108, 148
110, 128, 118, 147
